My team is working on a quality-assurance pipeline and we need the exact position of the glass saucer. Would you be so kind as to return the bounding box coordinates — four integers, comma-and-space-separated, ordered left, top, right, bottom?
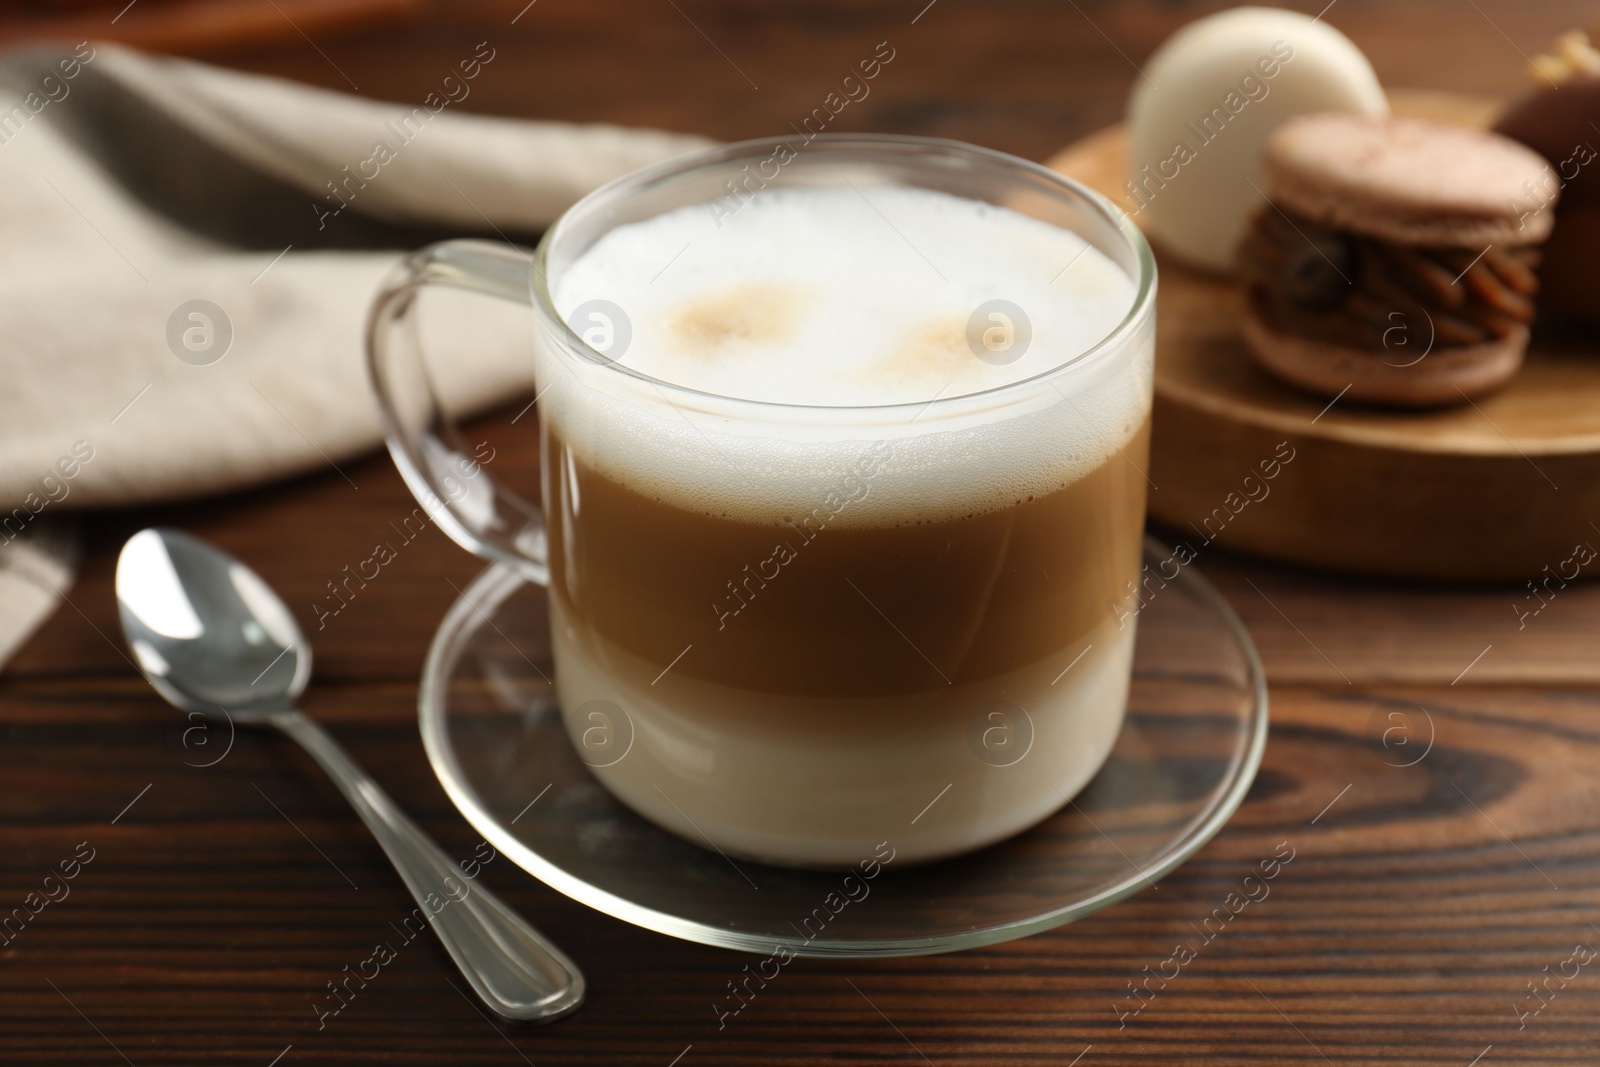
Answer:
418, 537, 1267, 958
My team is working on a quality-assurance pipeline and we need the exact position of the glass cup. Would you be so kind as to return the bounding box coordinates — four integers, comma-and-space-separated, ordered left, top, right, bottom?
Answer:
368, 134, 1156, 868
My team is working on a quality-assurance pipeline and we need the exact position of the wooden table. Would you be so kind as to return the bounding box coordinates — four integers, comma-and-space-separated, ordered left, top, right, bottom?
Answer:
6, 2, 1600, 1063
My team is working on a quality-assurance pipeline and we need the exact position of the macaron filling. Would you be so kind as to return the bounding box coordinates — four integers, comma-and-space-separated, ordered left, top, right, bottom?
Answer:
1239, 207, 1540, 353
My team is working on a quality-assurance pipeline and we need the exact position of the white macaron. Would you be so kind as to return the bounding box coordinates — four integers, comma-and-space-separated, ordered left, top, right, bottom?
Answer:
1126, 6, 1388, 273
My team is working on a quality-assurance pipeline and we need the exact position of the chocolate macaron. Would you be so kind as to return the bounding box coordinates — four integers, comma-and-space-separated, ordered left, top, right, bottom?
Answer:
1239, 113, 1556, 407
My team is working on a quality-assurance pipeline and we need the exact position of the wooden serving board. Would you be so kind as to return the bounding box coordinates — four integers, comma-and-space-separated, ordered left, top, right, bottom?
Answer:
1047, 92, 1600, 583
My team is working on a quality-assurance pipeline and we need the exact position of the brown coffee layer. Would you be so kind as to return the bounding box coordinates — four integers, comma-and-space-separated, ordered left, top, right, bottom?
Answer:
1239, 207, 1540, 353
542, 419, 1150, 699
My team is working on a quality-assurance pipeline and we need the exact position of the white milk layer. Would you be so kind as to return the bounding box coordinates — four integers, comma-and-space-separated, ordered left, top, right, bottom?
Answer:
553, 596, 1135, 867
541, 185, 1152, 527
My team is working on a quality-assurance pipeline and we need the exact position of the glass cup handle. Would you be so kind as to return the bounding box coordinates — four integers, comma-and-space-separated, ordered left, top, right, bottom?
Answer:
366, 239, 548, 587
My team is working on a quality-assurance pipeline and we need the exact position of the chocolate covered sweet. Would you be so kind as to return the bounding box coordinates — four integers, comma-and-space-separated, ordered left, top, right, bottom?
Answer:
1494, 28, 1600, 325
1239, 113, 1556, 407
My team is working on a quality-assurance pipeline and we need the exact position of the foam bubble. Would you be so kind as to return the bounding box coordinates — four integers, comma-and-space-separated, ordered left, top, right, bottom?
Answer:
540, 185, 1152, 526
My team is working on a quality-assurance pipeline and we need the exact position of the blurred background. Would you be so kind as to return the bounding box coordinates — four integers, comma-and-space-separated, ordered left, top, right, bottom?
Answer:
5, 0, 1593, 160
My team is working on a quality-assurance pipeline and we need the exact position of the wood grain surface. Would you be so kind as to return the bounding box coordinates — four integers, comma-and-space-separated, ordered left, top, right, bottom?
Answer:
0, 0, 419, 52
5, 2, 1600, 1065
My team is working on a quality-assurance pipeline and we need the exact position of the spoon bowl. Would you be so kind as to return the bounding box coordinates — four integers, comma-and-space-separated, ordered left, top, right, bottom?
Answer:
116, 528, 307, 719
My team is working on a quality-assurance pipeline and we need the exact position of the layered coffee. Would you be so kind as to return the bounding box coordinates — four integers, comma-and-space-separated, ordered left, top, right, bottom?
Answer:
541, 184, 1151, 866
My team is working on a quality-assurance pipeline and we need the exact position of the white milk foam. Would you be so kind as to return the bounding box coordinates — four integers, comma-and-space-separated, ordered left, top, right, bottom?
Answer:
541, 185, 1152, 527
555, 186, 1133, 406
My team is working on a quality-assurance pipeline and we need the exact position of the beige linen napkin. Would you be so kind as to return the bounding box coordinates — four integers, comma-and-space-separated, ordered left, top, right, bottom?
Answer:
0, 41, 712, 666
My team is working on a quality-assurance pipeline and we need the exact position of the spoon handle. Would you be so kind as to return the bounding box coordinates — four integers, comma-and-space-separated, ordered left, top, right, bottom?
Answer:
270, 709, 585, 1023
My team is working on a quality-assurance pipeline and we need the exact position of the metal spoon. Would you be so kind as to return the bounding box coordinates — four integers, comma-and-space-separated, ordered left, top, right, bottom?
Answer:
115, 527, 584, 1024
